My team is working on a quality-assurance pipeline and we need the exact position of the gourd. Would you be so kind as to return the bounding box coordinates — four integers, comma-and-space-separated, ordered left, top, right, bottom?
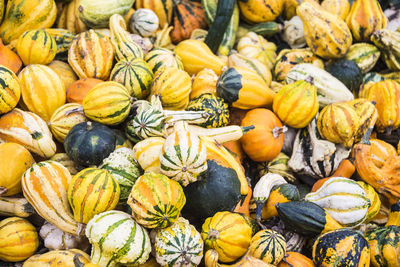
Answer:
345, 43, 381, 74
145, 48, 183, 74
132, 137, 165, 173
257, 153, 296, 183
357, 181, 381, 223
57, 0, 88, 34
50, 153, 82, 175
135, 0, 173, 28
386, 201, 400, 227
228, 52, 272, 85
205, 250, 275, 267
321, 0, 350, 19
16, 29, 56, 65
18, 64, 66, 122
0, 108, 56, 158
0, 39, 22, 74
66, 78, 103, 104
130, 9, 159, 37
0, 143, 34, 196
0, 65, 21, 115
278, 252, 315, 267
0, 197, 34, 217
191, 68, 218, 99
237, 32, 276, 69
39, 222, 89, 251
154, 217, 204, 266
238, 0, 283, 23
366, 225, 400, 267
23, 249, 91, 267
249, 229, 287, 265
0, 217, 38, 262
369, 139, 398, 168
68, 168, 120, 224
48, 60, 78, 91
325, 59, 363, 93
86, 210, 151, 266
44, 29, 76, 59
127, 172, 186, 229
371, 29, 400, 71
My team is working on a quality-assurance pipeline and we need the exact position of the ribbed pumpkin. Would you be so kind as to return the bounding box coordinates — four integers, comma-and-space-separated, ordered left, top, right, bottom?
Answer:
49, 103, 87, 143
0, 108, 56, 158
48, 60, 78, 91
23, 249, 91, 267
312, 229, 370, 267
0, 65, 21, 114
18, 64, 66, 122
366, 226, 400, 267
0, 217, 38, 262
16, 29, 56, 65
68, 29, 114, 80
68, 168, 120, 224
273, 78, 318, 128
127, 172, 186, 229
201, 211, 252, 263
249, 229, 287, 265
83, 81, 132, 125
278, 252, 315, 267
190, 68, 218, 99
150, 67, 192, 110
154, 217, 204, 266
257, 152, 296, 183
217, 67, 275, 110
22, 161, 83, 236
238, 0, 283, 23
321, 0, 350, 20
110, 58, 153, 99
145, 48, 183, 74
228, 52, 272, 85
132, 137, 165, 173
66, 78, 103, 104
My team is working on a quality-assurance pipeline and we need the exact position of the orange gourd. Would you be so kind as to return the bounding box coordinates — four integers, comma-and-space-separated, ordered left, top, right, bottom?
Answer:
223, 140, 245, 164
0, 39, 22, 74
66, 78, 103, 104
278, 252, 315, 267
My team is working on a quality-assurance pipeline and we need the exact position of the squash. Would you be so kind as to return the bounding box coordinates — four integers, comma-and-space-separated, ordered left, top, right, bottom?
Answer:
66, 78, 103, 104
0, 108, 56, 158
154, 217, 204, 266
191, 68, 218, 99
135, 0, 173, 28
132, 137, 165, 173
50, 153, 82, 175
240, 108, 284, 162
48, 60, 78, 92
345, 43, 381, 74
201, 211, 252, 263
68, 30, 114, 80
16, 29, 56, 65
386, 201, 400, 227
0, 217, 38, 262
371, 29, 400, 71
321, 0, 350, 20
238, 0, 283, 23
278, 252, 315, 267
130, 9, 159, 37
57, 0, 88, 34
249, 229, 287, 265
86, 210, 151, 266
23, 249, 91, 267
44, 29, 76, 58
357, 181, 381, 223
366, 225, 400, 267
228, 52, 272, 85
257, 153, 296, 183
312, 229, 370, 267
110, 58, 153, 99
325, 59, 363, 93
369, 139, 398, 168
0, 65, 21, 115
0, 197, 34, 218
0, 39, 22, 74
0, 0, 57, 44
205, 250, 275, 267
145, 48, 183, 74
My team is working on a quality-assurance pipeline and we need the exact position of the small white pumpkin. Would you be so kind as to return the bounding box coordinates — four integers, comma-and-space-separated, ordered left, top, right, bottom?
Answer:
130, 9, 159, 37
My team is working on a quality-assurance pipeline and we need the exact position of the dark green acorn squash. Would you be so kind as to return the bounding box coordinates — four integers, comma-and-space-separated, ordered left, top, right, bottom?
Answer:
326, 59, 363, 93
64, 121, 116, 166
366, 225, 400, 267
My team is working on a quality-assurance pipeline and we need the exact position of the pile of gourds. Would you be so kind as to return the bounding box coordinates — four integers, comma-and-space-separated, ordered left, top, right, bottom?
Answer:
1, 0, 400, 266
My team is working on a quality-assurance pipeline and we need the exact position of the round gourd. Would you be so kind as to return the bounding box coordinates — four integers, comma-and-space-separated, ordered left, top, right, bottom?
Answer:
16, 29, 57, 65
66, 78, 103, 104
127, 172, 186, 229
0, 217, 39, 262
132, 137, 165, 173
190, 68, 218, 99
82, 81, 132, 125
250, 229, 286, 265
366, 225, 400, 267
238, 0, 283, 23
130, 8, 159, 37
23, 249, 91, 267
0, 143, 34, 196
326, 59, 363, 93
110, 58, 153, 99
68, 167, 120, 224
0, 65, 21, 115
145, 48, 183, 74
48, 60, 78, 91
64, 121, 116, 166
201, 211, 252, 263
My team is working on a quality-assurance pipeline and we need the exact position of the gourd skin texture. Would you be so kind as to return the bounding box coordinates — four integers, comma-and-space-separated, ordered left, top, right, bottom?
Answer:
367, 226, 400, 267
0, 65, 21, 115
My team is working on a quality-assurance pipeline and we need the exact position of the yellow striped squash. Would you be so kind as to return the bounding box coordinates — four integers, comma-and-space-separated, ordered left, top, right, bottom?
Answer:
22, 161, 83, 236
18, 64, 66, 122
68, 30, 114, 80
49, 103, 87, 143
57, 0, 88, 34
110, 58, 153, 99
0, 108, 56, 158
150, 67, 192, 110
357, 181, 381, 223
249, 229, 287, 265
48, 60, 78, 92
82, 81, 132, 125
228, 52, 272, 85
127, 172, 186, 229
321, 0, 350, 20
50, 153, 81, 176
145, 48, 184, 74
68, 168, 120, 224
132, 137, 165, 173
16, 29, 56, 65
0, 65, 21, 114
0, 217, 38, 262
23, 249, 91, 267
190, 68, 218, 100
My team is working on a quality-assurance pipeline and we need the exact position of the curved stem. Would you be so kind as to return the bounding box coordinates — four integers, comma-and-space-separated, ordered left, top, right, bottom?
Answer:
272, 126, 288, 138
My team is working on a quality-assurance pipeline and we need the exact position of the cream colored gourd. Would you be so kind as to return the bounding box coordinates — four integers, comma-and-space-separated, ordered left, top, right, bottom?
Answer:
133, 137, 165, 173
39, 222, 89, 251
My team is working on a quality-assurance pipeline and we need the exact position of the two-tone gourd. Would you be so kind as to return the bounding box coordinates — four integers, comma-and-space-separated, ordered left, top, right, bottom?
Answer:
0, 65, 21, 114
249, 229, 287, 265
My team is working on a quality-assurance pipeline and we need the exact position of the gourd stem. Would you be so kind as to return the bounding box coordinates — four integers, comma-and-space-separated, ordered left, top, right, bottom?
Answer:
207, 229, 220, 240
255, 203, 264, 222
360, 127, 373, 145
272, 126, 288, 138
242, 125, 255, 133
65, 106, 84, 116
76, 223, 86, 236
86, 121, 93, 131
305, 76, 314, 85
385, 126, 393, 136
0, 187, 7, 196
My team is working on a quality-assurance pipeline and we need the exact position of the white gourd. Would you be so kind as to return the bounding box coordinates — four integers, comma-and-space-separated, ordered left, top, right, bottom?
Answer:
40, 222, 89, 251
130, 9, 159, 37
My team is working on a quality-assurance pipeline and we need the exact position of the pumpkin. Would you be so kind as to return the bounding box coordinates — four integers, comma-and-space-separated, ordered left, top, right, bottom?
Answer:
130, 8, 159, 37
237, 32, 276, 69
357, 181, 381, 223
66, 78, 103, 104
0, 65, 21, 115
23, 249, 91, 267
0, 39, 22, 74
132, 137, 165, 173
16, 29, 56, 65
48, 60, 78, 91
278, 252, 315, 267
0, 217, 38, 262
190, 68, 218, 99
145, 47, 184, 74
312, 229, 370, 267
68, 29, 114, 80
0, 108, 56, 158
366, 226, 400, 267
249, 229, 287, 265
127, 172, 186, 229
201, 211, 252, 263
18, 64, 66, 122
154, 217, 204, 266
240, 108, 284, 162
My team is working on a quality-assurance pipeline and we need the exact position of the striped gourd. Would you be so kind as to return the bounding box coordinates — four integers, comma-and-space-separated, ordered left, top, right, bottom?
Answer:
110, 14, 144, 61
18, 64, 66, 122
145, 48, 184, 74
0, 108, 56, 158
257, 153, 296, 183
22, 161, 83, 236
99, 147, 142, 204
130, 9, 159, 37
136, 0, 173, 29
132, 137, 165, 173
48, 60, 78, 92
190, 68, 218, 99
110, 58, 153, 99
305, 177, 370, 227
127, 172, 186, 229
154, 217, 204, 266
345, 43, 381, 73
23, 249, 91, 267
68, 168, 120, 224
85, 210, 151, 266
16, 29, 56, 65
160, 121, 208, 186
44, 28, 76, 54
249, 229, 287, 265
0, 65, 21, 114
150, 67, 192, 110
49, 103, 87, 143
82, 81, 132, 125
57, 0, 88, 34
68, 29, 114, 80
228, 52, 272, 85
357, 181, 381, 223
